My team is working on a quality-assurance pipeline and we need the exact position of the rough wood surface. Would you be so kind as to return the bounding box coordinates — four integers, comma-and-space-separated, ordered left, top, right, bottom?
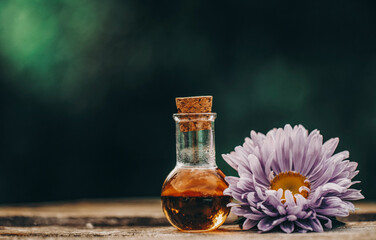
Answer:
0, 199, 374, 239
1, 223, 376, 240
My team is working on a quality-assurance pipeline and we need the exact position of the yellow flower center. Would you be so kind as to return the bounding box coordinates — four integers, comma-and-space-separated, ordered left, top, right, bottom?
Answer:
270, 171, 310, 202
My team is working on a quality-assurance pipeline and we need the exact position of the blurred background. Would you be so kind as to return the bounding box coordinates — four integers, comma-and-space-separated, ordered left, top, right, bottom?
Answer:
0, 0, 375, 203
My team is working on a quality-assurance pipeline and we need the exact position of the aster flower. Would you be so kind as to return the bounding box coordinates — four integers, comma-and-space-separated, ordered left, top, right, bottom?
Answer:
222, 124, 364, 233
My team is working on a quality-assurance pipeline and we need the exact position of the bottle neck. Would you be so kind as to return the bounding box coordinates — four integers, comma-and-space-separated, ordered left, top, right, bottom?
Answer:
174, 113, 216, 168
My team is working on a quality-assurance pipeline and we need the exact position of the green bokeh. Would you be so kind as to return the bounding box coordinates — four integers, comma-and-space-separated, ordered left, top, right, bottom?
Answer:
0, 0, 110, 96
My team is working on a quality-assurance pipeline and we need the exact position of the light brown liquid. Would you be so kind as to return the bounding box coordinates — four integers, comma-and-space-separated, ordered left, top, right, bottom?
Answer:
161, 168, 231, 231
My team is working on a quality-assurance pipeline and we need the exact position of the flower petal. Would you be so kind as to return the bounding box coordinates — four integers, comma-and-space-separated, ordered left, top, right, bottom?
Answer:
231, 206, 249, 216
280, 221, 295, 233
321, 137, 339, 161
258, 217, 277, 232
284, 190, 295, 208
259, 203, 279, 217
301, 133, 322, 176
243, 218, 258, 230
310, 218, 324, 232
295, 219, 313, 232
237, 177, 255, 192
222, 153, 239, 171
244, 213, 265, 220
341, 189, 365, 200
292, 126, 306, 172
272, 216, 287, 226
317, 214, 333, 229
224, 176, 239, 185
248, 154, 269, 186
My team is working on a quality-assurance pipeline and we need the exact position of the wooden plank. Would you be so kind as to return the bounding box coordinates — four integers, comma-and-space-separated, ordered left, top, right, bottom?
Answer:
0, 223, 375, 239
0, 198, 235, 227
0, 199, 374, 239
0, 199, 374, 227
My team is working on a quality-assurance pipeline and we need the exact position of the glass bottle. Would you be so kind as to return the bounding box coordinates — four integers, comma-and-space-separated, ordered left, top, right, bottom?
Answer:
161, 113, 231, 232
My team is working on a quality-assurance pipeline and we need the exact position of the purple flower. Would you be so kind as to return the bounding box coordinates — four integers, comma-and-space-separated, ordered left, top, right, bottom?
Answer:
222, 124, 364, 233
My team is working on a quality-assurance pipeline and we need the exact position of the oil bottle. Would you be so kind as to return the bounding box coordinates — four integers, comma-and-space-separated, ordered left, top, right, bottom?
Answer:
161, 96, 230, 232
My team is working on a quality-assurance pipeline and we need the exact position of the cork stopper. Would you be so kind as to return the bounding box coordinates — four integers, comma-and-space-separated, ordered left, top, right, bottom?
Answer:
175, 96, 213, 132
176, 96, 213, 113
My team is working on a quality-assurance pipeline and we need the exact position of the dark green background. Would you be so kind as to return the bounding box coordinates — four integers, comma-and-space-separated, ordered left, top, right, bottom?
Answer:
0, 0, 375, 203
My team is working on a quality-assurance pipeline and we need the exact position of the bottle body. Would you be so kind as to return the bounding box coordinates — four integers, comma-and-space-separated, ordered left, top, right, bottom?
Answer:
161, 113, 230, 232
161, 167, 230, 231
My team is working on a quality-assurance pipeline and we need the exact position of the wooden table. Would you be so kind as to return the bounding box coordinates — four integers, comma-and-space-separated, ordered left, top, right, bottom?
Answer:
0, 199, 374, 239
